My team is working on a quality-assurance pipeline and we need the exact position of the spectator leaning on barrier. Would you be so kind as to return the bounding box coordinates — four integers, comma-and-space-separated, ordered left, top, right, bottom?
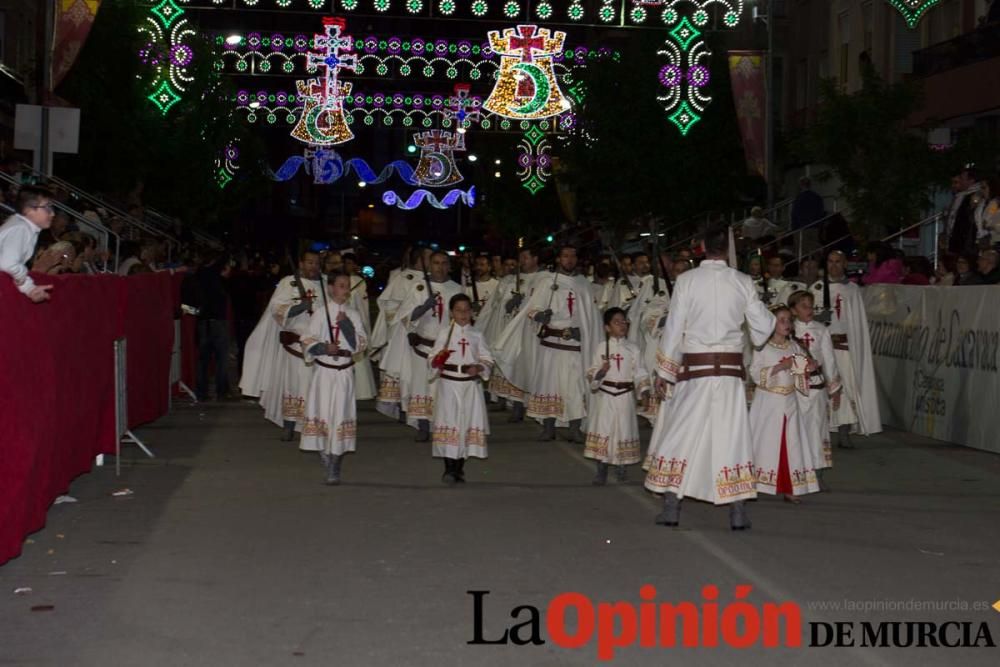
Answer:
862, 241, 904, 285
0, 185, 56, 303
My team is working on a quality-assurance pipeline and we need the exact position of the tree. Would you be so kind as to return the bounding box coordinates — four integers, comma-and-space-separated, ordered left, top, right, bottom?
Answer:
795, 68, 940, 238
55, 0, 265, 231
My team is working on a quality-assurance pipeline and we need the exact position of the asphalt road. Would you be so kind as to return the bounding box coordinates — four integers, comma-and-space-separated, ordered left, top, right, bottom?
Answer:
2, 398, 999, 666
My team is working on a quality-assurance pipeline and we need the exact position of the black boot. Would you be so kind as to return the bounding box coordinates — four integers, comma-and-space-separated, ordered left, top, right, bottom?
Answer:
592, 461, 609, 486
454, 458, 466, 484
442, 458, 457, 485
654, 493, 681, 526
415, 419, 431, 442
729, 501, 752, 531
280, 420, 296, 442
537, 417, 556, 441
325, 455, 342, 486
397, 409, 407, 424
565, 419, 584, 443
507, 401, 526, 423
816, 468, 830, 492
614, 465, 627, 483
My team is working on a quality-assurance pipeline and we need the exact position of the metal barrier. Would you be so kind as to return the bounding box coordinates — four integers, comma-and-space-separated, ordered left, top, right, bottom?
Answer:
752, 210, 845, 266
881, 211, 945, 270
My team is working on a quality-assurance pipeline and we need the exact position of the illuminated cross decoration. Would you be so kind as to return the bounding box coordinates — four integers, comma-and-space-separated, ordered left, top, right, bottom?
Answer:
611, 353, 623, 373
509, 25, 546, 98
458, 338, 470, 356
445, 84, 482, 131
306, 17, 357, 110
413, 129, 465, 187
800, 332, 814, 350
566, 291, 575, 317
834, 294, 844, 320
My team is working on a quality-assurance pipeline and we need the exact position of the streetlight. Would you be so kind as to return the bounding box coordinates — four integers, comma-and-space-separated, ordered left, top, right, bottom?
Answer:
225, 34, 242, 46
494, 171, 501, 178
358, 181, 367, 188
468, 154, 478, 162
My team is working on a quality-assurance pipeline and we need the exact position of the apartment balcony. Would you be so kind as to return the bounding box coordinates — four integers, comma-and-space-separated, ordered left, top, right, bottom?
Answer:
909, 22, 1000, 125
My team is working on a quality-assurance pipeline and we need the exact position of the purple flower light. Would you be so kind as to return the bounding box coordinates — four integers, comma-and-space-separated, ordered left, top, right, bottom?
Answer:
411, 38, 425, 53
170, 44, 193, 67
658, 65, 682, 88
687, 65, 710, 88
387, 37, 402, 55
294, 35, 309, 53
434, 39, 448, 55
271, 34, 284, 52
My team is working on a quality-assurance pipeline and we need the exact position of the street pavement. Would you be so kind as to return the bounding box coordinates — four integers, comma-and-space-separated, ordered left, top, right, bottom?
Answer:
1, 398, 999, 666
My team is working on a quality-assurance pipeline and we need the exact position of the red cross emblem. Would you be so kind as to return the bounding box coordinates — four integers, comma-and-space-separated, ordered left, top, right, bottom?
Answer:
458, 337, 469, 356
509, 25, 545, 63
834, 294, 843, 320
612, 352, 623, 372
566, 291, 575, 317
332, 321, 340, 344
801, 332, 814, 350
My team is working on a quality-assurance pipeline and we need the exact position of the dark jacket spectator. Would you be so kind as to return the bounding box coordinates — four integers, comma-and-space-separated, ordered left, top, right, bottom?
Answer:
790, 177, 825, 231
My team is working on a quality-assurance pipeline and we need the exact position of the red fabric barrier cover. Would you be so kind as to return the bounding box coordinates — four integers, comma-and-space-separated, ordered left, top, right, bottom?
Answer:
0, 271, 175, 565
122, 272, 175, 428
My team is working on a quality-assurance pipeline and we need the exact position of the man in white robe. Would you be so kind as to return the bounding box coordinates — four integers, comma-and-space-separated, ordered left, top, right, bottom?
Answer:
482, 247, 543, 422
464, 254, 499, 318
373, 248, 430, 419
239, 250, 324, 440
392, 251, 463, 440
644, 228, 774, 530
494, 245, 602, 442
346, 269, 377, 400
815, 251, 882, 445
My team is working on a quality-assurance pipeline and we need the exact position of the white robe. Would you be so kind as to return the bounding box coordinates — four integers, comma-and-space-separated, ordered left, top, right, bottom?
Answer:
609, 274, 642, 310
628, 279, 671, 425
464, 277, 499, 315
428, 323, 493, 459
240, 275, 323, 429
794, 319, 841, 469
480, 271, 542, 402
583, 338, 649, 465
299, 302, 366, 456
494, 271, 602, 425
395, 278, 464, 427
812, 279, 882, 435
749, 341, 820, 496
348, 274, 376, 400
374, 268, 420, 415
643, 260, 775, 504
371, 267, 418, 354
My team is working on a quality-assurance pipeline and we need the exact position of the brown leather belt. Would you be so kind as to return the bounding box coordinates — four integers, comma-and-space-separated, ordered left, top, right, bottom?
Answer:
808, 367, 826, 390
441, 363, 475, 373
540, 325, 579, 341
677, 352, 745, 382
315, 359, 356, 370
831, 334, 849, 351
440, 373, 479, 382
599, 381, 635, 396
409, 333, 435, 358
541, 340, 581, 352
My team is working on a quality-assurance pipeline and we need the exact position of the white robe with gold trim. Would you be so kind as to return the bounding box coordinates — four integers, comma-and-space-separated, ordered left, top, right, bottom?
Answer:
428, 323, 493, 459
583, 337, 649, 465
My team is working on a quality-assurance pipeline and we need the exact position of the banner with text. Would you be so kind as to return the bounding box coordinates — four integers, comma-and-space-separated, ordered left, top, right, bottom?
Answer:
863, 284, 1000, 454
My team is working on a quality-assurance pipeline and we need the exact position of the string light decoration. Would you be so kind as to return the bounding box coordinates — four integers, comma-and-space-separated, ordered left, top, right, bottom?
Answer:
289, 17, 357, 146
413, 129, 466, 187
444, 83, 483, 132
269, 147, 419, 185
652, 1, 744, 135
215, 32, 614, 80
382, 185, 476, 210
516, 125, 552, 195
138, 0, 196, 114
483, 25, 572, 120
887, 0, 942, 28
624, 0, 743, 26
215, 142, 240, 188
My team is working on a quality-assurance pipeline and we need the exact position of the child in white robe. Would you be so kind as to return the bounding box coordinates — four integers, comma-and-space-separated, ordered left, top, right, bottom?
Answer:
584, 308, 650, 485
750, 305, 821, 501
789, 290, 842, 483
299, 273, 366, 486
428, 294, 494, 485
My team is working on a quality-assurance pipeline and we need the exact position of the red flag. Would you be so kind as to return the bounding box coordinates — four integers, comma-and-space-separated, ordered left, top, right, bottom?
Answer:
51, 0, 102, 91
728, 52, 767, 179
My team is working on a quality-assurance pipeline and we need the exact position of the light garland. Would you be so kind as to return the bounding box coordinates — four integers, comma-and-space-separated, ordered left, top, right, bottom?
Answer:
269, 147, 419, 185
289, 17, 357, 146
382, 185, 476, 210
483, 25, 572, 120
516, 124, 551, 195
216, 142, 240, 188
413, 129, 465, 187
139, 0, 195, 115
887, 0, 942, 28
650, 1, 745, 135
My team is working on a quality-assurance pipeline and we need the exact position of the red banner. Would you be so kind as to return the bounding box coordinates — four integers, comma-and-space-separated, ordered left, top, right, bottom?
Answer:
51, 0, 102, 90
728, 52, 767, 179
